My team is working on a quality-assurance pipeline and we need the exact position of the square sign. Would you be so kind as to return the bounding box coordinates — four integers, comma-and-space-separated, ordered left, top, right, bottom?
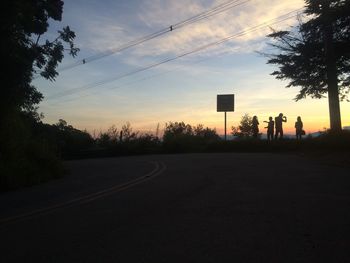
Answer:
217, 94, 234, 112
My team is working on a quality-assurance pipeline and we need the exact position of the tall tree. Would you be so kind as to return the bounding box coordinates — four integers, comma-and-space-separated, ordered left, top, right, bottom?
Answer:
0, 0, 79, 189
265, 0, 350, 132
1, 0, 79, 121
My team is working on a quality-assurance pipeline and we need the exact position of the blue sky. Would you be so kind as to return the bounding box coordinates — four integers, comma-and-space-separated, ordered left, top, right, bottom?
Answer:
33, 0, 350, 135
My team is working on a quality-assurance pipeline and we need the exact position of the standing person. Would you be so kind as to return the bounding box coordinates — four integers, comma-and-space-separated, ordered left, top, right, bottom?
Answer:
295, 116, 304, 140
275, 113, 287, 139
252, 116, 259, 138
264, 116, 274, 141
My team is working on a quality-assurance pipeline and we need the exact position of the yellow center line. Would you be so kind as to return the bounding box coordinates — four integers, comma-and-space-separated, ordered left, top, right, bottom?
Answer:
0, 161, 166, 226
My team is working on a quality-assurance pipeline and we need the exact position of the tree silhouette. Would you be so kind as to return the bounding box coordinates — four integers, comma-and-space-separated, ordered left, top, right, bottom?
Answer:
121, 122, 138, 142
164, 122, 193, 138
163, 122, 219, 152
1, 1, 79, 189
265, 0, 350, 132
231, 114, 255, 138
193, 124, 220, 140
1, 0, 79, 120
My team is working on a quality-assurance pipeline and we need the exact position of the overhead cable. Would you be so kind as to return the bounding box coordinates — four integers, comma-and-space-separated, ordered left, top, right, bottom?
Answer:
47, 8, 303, 101
50, 0, 252, 73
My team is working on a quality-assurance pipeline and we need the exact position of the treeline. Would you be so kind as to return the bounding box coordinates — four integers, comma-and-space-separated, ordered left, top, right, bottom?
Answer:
26, 118, 350, 160
2, 116, 350, 191
65, 121, 221, 158
0, 119, 221, 190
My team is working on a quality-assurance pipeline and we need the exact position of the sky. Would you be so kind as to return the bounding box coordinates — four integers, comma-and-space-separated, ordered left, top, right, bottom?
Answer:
33, 0, 350, 135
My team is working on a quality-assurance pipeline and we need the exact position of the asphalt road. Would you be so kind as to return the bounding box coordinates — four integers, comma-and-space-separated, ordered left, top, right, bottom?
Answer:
1, 153, 350, 262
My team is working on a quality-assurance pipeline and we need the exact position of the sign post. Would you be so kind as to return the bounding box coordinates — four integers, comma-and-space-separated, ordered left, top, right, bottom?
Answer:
224, 111, 227, 140
217, 94, 235, 141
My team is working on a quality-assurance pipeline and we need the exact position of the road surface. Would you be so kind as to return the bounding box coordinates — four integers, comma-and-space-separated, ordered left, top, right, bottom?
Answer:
1, 153, 350, 262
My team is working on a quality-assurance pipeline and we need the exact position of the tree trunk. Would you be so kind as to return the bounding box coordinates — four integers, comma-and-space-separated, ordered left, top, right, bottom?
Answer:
327, 73, 342, 132
324, 4, 342, 132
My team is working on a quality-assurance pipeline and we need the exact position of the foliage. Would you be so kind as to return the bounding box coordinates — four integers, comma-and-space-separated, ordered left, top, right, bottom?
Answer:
128, 133, 161, 154
0, 1, 79, 190
85, 124, 160, 157
97, 125, 119, 147
163, 122, 193, 141
51, 119, 94, 154
193, 124, 221, 139
0, 114, 62, 190
68, 122, 220, 156
231, 114, 255, 138
121, 122, 138, 142
265, 0, 350, 101
163, 122, 220, 152
1, 0, 79, 117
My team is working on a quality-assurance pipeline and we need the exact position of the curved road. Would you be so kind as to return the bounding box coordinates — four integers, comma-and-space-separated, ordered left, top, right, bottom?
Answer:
1, 153, 350, 262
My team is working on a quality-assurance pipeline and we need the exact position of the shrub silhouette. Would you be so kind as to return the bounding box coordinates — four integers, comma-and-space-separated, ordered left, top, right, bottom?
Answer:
231, 114, 261, 139
163, 122, 220, 152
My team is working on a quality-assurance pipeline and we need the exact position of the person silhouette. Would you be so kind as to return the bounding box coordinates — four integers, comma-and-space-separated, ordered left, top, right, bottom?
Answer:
275, 113, 287, 139
252, 116, 259, 138
264, 116, 274, 141
295, 116, 304, 140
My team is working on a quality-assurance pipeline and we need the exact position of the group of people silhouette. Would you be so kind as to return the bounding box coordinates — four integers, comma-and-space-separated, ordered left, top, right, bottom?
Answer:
251, 113, 304, 140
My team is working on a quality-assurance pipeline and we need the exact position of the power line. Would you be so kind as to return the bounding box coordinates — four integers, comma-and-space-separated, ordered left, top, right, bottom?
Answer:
47, 0, 252, 73
51, 42, 267, 106
50, 52, 227, 105
172, 0, 251, 29
47, 8, 303, 101
47, 9, 303, 100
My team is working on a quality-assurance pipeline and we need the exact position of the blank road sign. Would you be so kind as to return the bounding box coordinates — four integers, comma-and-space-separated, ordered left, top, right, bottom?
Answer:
217, 94, 234, 112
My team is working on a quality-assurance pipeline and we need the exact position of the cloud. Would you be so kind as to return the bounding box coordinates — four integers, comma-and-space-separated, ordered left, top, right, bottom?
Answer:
134, 0, 305, 57
74, 0, 305, 60
75, 15, 134, 52
42, 0, 331, 134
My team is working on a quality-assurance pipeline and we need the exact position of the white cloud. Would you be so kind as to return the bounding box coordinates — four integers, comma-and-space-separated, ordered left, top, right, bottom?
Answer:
42, 0, 334, 133
75, 0, 305, 59
133, 0, 305, 57
75, 15, 135, 52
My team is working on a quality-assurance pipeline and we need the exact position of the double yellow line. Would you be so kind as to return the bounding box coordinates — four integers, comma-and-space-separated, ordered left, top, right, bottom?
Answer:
0, 161, 166, 226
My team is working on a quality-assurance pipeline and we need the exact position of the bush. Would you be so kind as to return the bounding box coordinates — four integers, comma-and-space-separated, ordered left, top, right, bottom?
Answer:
162, 122, 220, 152
0, 114, 65, 191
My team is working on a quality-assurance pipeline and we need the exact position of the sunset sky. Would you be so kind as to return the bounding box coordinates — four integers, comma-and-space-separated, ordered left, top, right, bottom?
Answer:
33, 0, 350, 135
